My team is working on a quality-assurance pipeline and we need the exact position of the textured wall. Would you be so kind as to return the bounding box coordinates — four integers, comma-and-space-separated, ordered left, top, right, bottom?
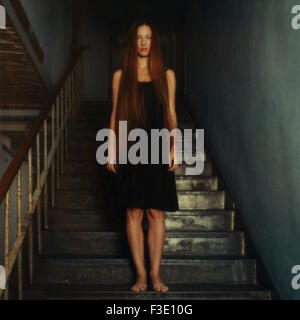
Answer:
185, 0, 300, 299
77, 6, 109, 101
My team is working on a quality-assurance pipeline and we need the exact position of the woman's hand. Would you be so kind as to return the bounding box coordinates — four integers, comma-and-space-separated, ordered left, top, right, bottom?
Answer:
168, 146, 179, 172
106, 162, 118, 174
106, 142, 118, 174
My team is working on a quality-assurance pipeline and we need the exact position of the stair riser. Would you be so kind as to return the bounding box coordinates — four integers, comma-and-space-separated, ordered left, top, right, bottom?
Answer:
58, 174, 217, 191
176, 177, 218, 191
71, 145, 202, 162
62, 160, 212, 177
178, 192, 225, 210
23, 292, 271, 300
47, 214, 123, 231
72, 119, 109, 128
73, 121, 199, 132
34, 259, 257, 285
54, 192, 104, 210
47, 211, 234, 232
72, 127, 200, 142
42, 232, 244, 257
165, 211, 234, 231
74, 108, 190, 116
71, 139, 204, 154
76, 110, 111, 117
176, 162, 212, 176
53, 191, 224, 210
163, 236, 243, 256
67, 148, 207, 166
70, 122, 204, 153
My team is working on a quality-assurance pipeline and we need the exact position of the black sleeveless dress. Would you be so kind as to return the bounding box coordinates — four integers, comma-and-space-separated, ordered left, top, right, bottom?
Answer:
115, 77, 179, 212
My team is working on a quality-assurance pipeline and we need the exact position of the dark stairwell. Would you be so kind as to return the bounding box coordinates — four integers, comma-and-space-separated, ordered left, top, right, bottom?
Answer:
2, 0, 294, 300
21, 100, 277, 300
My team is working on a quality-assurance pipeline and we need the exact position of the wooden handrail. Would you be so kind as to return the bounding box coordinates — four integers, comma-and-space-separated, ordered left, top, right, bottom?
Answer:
0, 45, 85, 204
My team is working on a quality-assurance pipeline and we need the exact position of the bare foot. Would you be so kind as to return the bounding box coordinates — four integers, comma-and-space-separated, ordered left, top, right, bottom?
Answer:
150, 272, 169, 292
131, 272, 147, 292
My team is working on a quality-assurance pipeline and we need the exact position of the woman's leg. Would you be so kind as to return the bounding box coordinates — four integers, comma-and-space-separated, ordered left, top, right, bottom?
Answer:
126, 207, 147, 291
145, 208, 169, 292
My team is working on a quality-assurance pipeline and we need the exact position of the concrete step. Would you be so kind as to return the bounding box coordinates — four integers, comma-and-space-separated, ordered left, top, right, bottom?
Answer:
178, 190, 226, 210
53, 189, 226, 210
176, 175, 218, 191
72, 117, 197, 130
73, 102, 192, 117
175, 162, 212, 176
78, 104, 111, 115
63, 158, 213, 176
71, 130, 107, 140
41, 231, 245, 257
68, 141, 207, 161
58, 171, 218, 191
54, 189, 105, 210
78, 107, 111, 115
71, 132, 202, 158
33, 256, 257, 285
71, 125, 199, 142
47, 208, 124, 231
46, 209, 235, 232
72, 121, 110, 132
78, 101, 187, 115
22, 283, 272, 300
165, 210, 234, 232
72, 124, 200, 139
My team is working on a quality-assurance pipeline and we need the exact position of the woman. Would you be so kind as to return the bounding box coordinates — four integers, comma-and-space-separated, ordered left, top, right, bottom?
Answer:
106, 19, 179, 292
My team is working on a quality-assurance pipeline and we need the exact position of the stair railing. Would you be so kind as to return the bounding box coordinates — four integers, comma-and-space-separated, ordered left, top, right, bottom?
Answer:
0, 46, 85, 300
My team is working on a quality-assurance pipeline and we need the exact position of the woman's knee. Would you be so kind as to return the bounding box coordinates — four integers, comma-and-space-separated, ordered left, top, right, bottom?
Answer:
126, 207, 144, 221
146, 208, 164, 220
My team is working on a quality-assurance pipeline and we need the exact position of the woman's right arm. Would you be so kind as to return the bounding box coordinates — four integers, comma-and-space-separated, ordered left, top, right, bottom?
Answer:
106, 69, 122, 173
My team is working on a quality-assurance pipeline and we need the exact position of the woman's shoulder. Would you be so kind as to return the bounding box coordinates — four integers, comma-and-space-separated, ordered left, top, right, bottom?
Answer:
113, 67, 122, 78
112, 67, 122, 85
164, 66, 175, 75
164, 66, 175, 82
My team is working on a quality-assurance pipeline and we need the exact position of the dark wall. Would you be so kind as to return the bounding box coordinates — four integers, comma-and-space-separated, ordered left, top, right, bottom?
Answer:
77, 4, 110, 101
185, 0, 300, 299
20, 0, 73, 85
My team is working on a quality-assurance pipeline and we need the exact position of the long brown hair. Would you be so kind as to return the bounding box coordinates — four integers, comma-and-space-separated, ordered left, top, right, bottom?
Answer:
114, 19, 173, 165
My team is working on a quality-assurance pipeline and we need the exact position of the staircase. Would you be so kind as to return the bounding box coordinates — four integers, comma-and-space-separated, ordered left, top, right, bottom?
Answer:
0, 1, 48, 151
23, 101, 275, 300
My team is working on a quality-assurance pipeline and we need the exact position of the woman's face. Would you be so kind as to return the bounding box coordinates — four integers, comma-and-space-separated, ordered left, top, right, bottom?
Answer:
137, 24, 152, 57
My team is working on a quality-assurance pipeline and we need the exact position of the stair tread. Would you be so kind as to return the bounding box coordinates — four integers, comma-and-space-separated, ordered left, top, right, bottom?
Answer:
54, 189, 223, 195
43, 230, 242, 237
23, 283, 272, 300
36, 255, 254, 261
176, 175, 216, 180
48, 208, 234, 215
23, 283, 270, 292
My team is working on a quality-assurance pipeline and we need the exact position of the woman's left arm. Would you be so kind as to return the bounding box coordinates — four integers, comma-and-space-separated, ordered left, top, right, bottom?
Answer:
166, 69, 179, 171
